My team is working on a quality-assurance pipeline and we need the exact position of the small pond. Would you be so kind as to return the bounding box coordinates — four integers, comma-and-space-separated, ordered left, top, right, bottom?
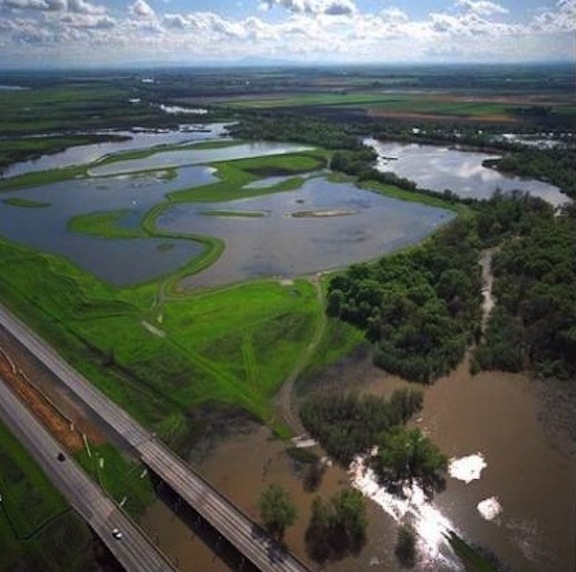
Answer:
366, 139, 567, 206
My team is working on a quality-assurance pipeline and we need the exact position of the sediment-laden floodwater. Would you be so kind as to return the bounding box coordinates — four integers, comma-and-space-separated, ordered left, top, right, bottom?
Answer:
365, 139, 567, 206
140, 358, 573, 572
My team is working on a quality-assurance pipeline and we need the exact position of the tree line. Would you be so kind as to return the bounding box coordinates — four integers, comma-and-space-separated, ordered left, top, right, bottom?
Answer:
472, 203, 575, 379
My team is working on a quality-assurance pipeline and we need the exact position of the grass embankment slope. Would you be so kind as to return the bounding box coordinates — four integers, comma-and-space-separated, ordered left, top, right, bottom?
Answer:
0, 422, 94, 572
0, 236, 324, 442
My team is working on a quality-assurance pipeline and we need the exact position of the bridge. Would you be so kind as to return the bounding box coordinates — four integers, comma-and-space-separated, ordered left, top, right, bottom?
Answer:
0, 305, 312, 572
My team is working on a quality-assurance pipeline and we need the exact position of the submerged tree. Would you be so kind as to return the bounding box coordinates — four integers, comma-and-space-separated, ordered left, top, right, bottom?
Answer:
373, 427, 447, 497
305, 488, 367, 564
395, 524, 418, 568
258, 484, 297, 539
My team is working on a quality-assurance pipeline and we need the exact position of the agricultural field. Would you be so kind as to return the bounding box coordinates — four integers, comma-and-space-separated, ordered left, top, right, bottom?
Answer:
200, 90, 575, 124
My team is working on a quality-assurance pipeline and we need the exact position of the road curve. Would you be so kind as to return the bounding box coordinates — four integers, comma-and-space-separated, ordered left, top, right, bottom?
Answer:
0, 377, 176, 572
0, 304, 312, 572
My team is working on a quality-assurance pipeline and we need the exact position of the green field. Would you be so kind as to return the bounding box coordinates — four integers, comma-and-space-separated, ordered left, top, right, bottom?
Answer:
225, 91, 575, 121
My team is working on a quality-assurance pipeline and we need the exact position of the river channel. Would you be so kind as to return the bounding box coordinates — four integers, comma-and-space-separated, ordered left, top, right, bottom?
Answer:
141, 355, 574, 572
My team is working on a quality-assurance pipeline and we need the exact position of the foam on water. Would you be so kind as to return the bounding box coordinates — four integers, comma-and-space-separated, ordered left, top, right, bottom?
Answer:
448, 453, 487, 483
477, 497, 503, 521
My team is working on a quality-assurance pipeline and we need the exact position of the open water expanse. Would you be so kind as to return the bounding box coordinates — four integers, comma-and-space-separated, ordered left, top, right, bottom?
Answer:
0, 129, 452, 286
366, 139, 567, 206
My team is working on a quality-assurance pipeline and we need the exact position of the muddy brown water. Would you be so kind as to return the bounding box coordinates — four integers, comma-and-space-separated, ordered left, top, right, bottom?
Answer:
140, 353, 574, 572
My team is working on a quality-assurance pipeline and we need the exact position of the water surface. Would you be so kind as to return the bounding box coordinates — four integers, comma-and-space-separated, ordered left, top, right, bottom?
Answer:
2, 123, 229, 178
366, 139, 567, 206
0, 166, 215, 285
158, 177, 454, 288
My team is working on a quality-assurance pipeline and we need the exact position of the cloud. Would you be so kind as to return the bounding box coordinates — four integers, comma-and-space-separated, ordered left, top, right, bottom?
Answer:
130, 0, 155, 19
67, 0, 103, 14
0, 0, 106, 12
0, 0, 573, 66
260, 0, 355, 16
531, 0, 576, 33
455, 0, 508, 17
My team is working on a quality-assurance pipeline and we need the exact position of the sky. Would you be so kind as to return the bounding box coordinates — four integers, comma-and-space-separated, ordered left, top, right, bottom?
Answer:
0, 0, 574, 68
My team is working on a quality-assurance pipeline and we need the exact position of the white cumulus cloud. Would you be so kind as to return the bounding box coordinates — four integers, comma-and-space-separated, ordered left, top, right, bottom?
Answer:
455, 0, 508, 17
130, 0, 155, 19
260, 0, 355, 16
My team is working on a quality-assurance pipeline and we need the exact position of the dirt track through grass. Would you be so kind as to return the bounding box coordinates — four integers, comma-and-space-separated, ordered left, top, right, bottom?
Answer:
275, 274, 327, 436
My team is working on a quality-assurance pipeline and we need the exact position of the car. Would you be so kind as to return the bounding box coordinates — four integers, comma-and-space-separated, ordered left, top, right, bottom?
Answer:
57, 452, 66, 462
111, 528, 123, 540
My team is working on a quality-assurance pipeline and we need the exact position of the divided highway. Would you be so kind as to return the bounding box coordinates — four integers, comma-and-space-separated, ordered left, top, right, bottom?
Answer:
0, 377, 176, 572
0, 305, 312, 572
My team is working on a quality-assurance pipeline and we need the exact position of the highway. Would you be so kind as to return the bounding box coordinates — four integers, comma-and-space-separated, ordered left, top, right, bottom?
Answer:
0, 305, 312, 572
0, 377, 176, 572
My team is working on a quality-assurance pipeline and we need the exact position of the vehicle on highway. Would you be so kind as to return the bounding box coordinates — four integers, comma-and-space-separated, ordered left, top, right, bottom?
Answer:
112, 528, 123, 540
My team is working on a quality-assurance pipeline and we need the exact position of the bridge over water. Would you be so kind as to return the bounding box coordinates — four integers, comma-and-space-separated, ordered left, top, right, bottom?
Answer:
0, 305, 311, 572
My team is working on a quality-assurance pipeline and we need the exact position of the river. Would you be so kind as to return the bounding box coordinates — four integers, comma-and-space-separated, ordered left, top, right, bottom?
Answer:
140, 354, 573, 572
140, 250, 573, 571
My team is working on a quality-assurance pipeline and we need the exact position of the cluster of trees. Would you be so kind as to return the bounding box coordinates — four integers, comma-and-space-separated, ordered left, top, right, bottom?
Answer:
305, 489, 368, 564
328, 218, 483, 382
227, 110, 362, 150
473, 204, 575, 379
473, 189, 556, 247
490, 146, 576, 200
372, 427, 447, 496
258, 484, 368, 564
300, 389, 423, 465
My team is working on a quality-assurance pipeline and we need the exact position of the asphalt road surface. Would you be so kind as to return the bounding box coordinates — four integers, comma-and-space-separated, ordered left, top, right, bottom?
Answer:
0, 304, 311, 572
0, 377, 176, 572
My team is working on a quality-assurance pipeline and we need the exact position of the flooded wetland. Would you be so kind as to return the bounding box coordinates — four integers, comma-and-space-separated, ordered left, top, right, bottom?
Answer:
1, 122, 573, 572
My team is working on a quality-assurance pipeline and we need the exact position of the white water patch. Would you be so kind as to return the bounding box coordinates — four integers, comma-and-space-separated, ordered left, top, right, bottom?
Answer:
477, 497, 502, 522
159, 104, 208, 115
448, 453, 487, 483
350, 457, 462, 570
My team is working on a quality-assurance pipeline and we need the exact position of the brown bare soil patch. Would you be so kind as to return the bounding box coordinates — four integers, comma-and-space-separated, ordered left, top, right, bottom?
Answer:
367, 108, 518, 123
0, 347, 105, 452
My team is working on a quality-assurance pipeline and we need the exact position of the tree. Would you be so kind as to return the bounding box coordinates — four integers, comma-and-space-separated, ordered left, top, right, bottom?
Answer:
395, 524, 417, 568
330, 488, 367, 553
373, 427, 447, 497
258, 484, 297, 539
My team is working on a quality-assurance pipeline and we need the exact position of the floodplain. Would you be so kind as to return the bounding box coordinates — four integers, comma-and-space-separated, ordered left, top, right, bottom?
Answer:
0, 64, 573, 572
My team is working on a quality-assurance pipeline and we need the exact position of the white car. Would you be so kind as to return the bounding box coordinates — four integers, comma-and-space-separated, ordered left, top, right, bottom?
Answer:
112, 528, 123, 540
